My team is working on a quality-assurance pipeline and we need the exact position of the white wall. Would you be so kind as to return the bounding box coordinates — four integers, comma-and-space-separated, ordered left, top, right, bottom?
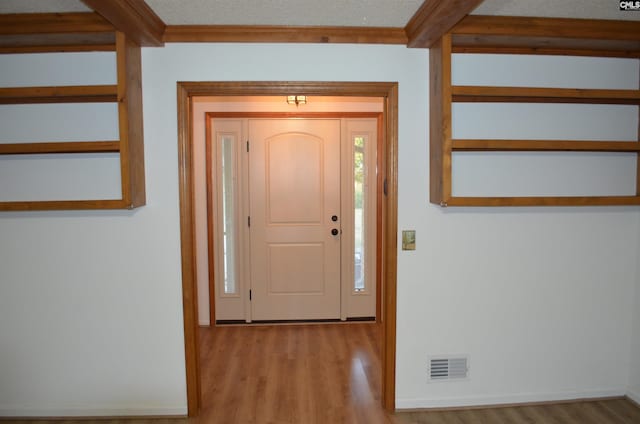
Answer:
0, 52, 188, 416
396, 54, 639, 408
0, 52, 121, 202
629, 228, 640, 405
0, 44, 639, 416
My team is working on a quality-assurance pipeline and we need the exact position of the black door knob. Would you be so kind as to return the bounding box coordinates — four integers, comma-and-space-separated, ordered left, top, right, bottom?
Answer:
331, 215, 338, 222
331, 228, 339, 236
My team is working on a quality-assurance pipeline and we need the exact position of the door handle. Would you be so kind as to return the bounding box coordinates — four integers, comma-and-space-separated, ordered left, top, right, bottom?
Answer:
331, 228, 339, 236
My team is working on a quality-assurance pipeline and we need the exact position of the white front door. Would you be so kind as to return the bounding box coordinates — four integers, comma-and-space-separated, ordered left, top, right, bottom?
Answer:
248, 119, 341, 320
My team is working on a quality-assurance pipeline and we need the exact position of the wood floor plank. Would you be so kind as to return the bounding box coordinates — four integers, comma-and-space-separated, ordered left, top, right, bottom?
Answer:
582, 400, 626, 423
601, 398, 640, 423
504, 406, 537, 424
487, 407, 516, 424
458, 409, 494, 423
563, 402, 590, 424
546, 403, 583, 424
522, 405, 563, 423
441, 410, 468, 424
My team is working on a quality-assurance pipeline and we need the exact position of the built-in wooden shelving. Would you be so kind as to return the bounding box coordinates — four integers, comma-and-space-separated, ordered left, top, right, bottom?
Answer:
0, 141, 120, 155
444, 196, 640, 207
451, 140, 640, 153
0, 85, 118, 104
0, 31, 145, 211
430, 17, 640, 207
451, 86, 640, 105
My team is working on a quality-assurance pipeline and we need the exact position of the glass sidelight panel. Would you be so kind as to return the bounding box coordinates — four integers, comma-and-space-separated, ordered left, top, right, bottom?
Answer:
343, 118, 378, 319
354, 136, 365, 292
220, 135, 237, 295
211, 118, 245, 321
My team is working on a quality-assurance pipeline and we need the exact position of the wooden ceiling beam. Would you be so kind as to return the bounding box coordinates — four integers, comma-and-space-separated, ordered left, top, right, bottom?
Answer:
163, 25, 408, 45
0, 13, 115, 54
405, 0, 484, 48
453, 15, 640, 40
451, 15, 640, 56
0, 12, 112, 34
81, 0, 165, 47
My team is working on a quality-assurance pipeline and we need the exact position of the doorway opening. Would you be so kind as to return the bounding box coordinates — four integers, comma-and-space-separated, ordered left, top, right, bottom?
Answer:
204, 109, 382, 324
177, 82, 398, 416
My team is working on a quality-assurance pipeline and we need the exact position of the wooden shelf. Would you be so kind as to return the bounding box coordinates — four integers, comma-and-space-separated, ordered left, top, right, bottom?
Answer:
444, 196, 640, 207
452, 86, 640, 105
0, 43, 116, 54
0, 31, 145, 211
451, 39, 640, 59
0, 199, 132, 211
0, 141, 119, 155
452, 140, 640, 152
429, 28, 640, 207
0, 85, 118, 104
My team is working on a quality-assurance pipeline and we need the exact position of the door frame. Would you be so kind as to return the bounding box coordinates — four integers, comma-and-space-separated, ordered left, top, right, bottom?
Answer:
177, 81, 399, 416
206, 112, 383, 324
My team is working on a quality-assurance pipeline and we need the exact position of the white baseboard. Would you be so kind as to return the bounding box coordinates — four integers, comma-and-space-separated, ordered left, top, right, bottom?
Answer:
0, 406, 187, 418
627, 389, 640, 406
396, 389, 625, 410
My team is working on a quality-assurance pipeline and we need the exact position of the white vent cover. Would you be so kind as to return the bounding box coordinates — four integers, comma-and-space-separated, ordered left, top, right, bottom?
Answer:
429, 356, 468, 381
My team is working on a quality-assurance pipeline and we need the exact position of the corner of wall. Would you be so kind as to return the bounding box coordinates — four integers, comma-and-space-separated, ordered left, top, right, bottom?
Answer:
628, 390, 640, 407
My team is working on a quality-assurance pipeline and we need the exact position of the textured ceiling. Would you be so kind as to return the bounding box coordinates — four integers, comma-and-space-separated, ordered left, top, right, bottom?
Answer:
1, 0, 639, 25
472, 0, 640, 21
145, 0, 424, 26
0, 0, 90, 13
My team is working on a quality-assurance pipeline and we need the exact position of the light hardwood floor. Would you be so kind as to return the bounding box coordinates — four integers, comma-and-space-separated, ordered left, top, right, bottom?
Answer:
6, 323, 640, 423
197, 323, 389, 423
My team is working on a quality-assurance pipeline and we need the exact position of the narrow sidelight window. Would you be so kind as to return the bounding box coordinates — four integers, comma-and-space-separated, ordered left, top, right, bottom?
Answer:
354, 136, 366, 292
220, 135, 237, 295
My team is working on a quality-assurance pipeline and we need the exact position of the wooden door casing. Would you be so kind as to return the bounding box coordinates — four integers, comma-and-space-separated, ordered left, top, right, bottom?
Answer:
179, 83, 399, 415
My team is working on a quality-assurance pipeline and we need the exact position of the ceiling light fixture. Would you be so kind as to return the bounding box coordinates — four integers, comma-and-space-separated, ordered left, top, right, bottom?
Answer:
287, 95, 307, 106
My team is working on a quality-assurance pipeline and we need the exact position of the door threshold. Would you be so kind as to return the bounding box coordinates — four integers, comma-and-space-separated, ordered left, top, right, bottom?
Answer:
216, 317, 375, 326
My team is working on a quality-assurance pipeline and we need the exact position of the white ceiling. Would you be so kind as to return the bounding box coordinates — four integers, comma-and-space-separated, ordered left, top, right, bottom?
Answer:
472, 0, 640, 21
146, 0, 423, 26
0, 0, 91, 14
1, 0, 639, 25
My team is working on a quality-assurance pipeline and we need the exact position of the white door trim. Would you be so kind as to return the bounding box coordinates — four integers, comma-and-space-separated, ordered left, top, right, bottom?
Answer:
340, 118, 378, 320
207, 112, 381, 323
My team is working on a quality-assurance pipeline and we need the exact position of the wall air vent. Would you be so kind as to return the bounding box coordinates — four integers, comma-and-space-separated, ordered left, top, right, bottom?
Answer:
429, 356, 468, 381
